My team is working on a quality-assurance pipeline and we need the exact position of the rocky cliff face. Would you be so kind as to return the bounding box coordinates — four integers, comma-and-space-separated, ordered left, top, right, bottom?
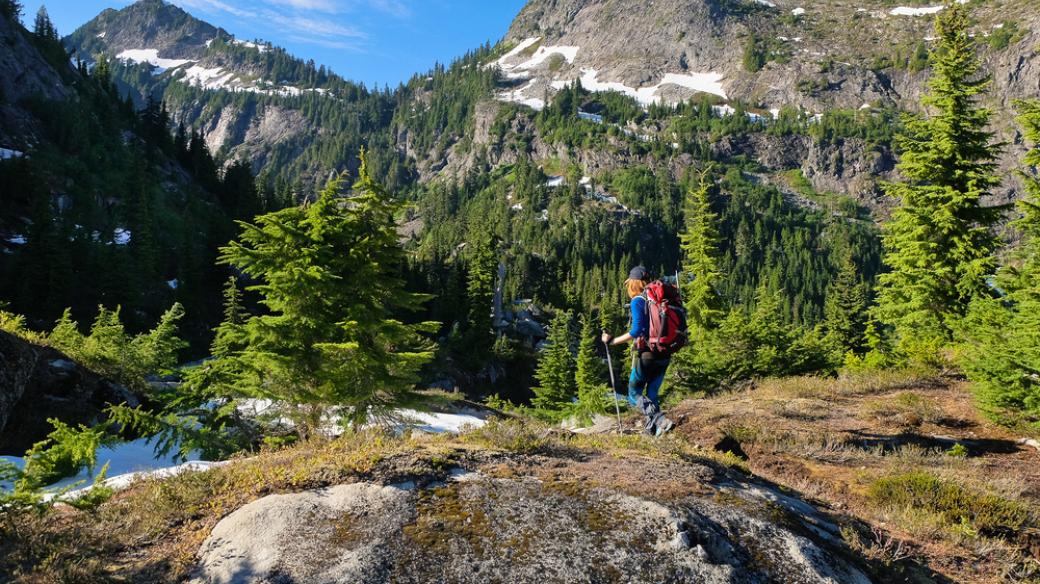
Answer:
424, 0, 1039, 207
0, 14, 69, 149
500, 0, 1040, 116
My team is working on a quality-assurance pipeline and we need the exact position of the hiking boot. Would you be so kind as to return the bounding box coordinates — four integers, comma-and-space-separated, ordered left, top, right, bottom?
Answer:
655, 417, 675, 437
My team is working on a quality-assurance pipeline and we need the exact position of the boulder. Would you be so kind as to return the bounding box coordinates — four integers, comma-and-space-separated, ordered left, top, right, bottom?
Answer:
190, 483, 416, 584
0, 330, 140, 455
190, 472, 874, 584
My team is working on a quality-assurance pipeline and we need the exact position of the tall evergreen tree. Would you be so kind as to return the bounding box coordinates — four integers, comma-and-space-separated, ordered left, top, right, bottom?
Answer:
573, 313, 608, 423
823, 253, 869, 355
213, 152, 437, 436
0, 0, 22, 20
33, 6, 56, 40
679, 168, 724, 329
875, 1, 1001, 353
957, 100, 1040, 429
463, 224, 497, 357
531, 310, 575, 412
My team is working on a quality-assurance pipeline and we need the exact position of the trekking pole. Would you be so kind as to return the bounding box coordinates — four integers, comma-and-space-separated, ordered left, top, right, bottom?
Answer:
603, 331, 624, 434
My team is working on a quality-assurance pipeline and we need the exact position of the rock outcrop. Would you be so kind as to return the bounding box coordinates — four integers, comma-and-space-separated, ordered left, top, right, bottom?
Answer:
0, 331, 139, 454
190, 466, 875, 583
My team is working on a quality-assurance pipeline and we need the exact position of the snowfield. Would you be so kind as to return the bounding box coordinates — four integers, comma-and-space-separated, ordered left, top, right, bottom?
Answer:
113, 227, 132, 246
889, 5, 943, 16
511, 44, 580, 71
0, 439, 215, 501
579, 68, 728, 105
231, 39, 268, 53
497, 78, 546, 111
494, 37, 542, 69
1, 404, 487, 500
889, 0, 967, 16
116, 48, 191, 74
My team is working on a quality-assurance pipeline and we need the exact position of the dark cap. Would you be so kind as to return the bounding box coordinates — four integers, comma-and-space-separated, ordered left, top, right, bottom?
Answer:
628, 266, 650, 281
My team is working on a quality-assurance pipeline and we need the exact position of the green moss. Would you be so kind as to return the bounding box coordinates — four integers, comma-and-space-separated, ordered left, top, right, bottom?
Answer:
403, 485, 494, 556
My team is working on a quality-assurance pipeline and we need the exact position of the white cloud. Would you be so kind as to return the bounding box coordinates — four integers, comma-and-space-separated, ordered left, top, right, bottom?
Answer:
173, 0, 415, 52
285, 15, 366, 39
174, 0, 254, 18
265, 0, 341, 11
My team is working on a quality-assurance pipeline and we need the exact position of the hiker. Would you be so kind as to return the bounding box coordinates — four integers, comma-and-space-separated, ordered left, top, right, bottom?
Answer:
601, 266, 678, 436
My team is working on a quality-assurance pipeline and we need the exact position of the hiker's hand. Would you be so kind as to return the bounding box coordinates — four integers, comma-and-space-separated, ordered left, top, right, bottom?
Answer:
601, 332, 612, 345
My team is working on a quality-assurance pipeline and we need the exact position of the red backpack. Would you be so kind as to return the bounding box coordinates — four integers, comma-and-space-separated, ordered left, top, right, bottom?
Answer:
638, 281, 689, 358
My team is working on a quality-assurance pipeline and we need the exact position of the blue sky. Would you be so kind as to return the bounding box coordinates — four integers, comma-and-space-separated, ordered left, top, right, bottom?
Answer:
26, 0, 528, 87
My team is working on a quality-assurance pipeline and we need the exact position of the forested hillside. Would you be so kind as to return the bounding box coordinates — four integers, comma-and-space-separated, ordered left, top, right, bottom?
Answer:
2, 1, 1040, 581
0, 3, 264, 346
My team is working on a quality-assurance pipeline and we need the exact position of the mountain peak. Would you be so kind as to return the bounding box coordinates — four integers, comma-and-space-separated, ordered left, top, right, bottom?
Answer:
66, 0, 222, 62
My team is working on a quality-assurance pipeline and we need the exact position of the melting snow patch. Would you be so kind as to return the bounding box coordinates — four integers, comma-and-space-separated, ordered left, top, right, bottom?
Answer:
754, 0, 776, 6
96, 31, 106, 39
579, 68, 727, 104
395, 409, 486, 434
497, 78, 545, 110
511, 44, 580, 70
0, 147, 24, 159
1, 439, 219, 501
889, 5, 944, 16
232, 39, 268, 52
116, 49, 191, 74
5, 234, 26, 245
545, 176, 566, 188
578, 110, 604, 124
166, 279, 179, 290
791, 7, 805, 15
179, 65, 233, 89
113, 227, 131, 245
496, 37, 542, 68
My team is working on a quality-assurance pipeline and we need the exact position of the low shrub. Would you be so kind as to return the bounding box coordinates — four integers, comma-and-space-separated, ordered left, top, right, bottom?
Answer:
868, 471, 1031, 538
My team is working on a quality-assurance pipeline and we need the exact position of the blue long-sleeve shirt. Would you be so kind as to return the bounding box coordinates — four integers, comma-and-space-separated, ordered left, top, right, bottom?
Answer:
629, 296, 648, 339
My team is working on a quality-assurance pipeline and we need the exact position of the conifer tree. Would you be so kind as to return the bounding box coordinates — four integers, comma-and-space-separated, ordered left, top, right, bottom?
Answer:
463, 225, 497, 357
211, 276, 248, 358
531, 310, 575, 412
33, 6, 56, 40
213, 152, 437, 435
875, 1, 1001, 352
0, 0, 22, 20
679, 168, 724, 329
957, 100, 1040, 429
824, 253, 869, 355
573, 314, 608, 422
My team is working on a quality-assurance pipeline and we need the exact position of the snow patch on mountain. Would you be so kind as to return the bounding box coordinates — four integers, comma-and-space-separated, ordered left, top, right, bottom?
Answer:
889, 0, 967, 16
512, 44, 580, 71
231, 39, 268, 53
889, 5, 943, 16
498, 78, 546, 110
578, 68, 727, 105
113, 227, 132, 246
0, 147, 24, 159
116, 49, 191, 74
495, 37, 542, 68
